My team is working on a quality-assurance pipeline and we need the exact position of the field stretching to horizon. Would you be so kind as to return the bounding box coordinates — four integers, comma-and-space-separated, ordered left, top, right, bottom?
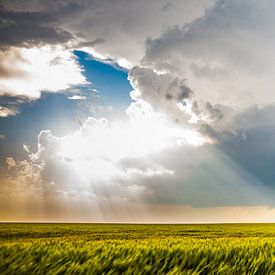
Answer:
1, 223, 275, 274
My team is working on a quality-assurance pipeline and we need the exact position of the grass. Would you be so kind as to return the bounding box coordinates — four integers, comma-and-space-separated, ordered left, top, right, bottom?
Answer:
1, 223, 275, 274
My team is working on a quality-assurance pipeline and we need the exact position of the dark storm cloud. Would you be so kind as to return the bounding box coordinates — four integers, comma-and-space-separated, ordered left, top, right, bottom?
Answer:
217, 105, 275, 187
197, 104, 275, 190
0, 6, 73, 48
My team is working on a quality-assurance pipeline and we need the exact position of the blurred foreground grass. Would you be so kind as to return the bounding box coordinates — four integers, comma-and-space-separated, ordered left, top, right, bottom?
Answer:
1, 223, 275, 274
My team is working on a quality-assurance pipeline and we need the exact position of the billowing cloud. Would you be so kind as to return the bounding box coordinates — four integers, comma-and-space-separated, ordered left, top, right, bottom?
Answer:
128, 66, 229, 129
143, 0, 275, 109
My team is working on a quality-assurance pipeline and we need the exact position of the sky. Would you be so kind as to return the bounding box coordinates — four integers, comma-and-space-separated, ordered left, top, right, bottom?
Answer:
1, 0, 275, 223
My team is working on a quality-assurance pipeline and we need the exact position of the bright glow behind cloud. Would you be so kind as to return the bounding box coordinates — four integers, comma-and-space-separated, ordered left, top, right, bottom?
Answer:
0, 46, 86, 98
60, 104, 205, 163
33, 101, 206, 188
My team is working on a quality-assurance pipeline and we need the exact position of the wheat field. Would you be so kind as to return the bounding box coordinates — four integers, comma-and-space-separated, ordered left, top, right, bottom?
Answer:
1, 223, 275, 274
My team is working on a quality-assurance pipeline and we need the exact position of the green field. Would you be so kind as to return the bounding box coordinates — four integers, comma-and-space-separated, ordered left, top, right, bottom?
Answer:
1, 223, 275, 274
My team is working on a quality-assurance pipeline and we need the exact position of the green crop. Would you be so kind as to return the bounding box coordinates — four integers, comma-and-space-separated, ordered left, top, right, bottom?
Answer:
1, 223, 275, 274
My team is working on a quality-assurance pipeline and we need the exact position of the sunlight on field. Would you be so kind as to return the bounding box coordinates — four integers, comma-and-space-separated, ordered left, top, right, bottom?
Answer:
1, 223, 275, 274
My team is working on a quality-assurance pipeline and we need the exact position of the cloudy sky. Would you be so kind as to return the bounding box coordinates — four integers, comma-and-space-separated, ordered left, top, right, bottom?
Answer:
1, 0, 275, 222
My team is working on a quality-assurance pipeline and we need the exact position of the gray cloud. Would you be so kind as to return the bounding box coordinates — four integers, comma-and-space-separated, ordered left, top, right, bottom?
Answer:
216, 104, 275, 187
143, 0, 275, 109
70, 0, 214, 65
0, 0, 213, 64
145, 0, 275, 71
195, 104, 275, 190
129, 66, 193, 123
0, 6, 74, 48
